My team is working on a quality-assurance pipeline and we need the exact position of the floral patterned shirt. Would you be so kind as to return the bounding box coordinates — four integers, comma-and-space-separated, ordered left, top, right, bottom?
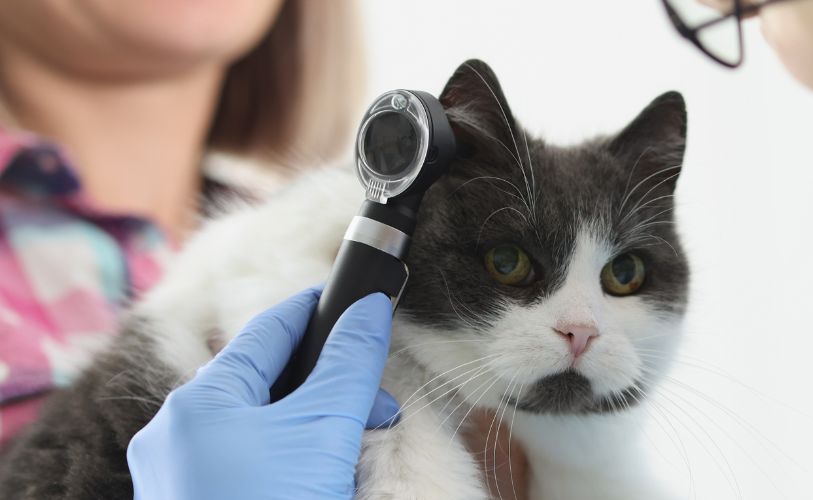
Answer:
0, 127, 173, 449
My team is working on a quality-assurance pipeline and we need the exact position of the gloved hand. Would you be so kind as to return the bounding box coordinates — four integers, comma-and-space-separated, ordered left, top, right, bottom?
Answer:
127, 286, 400, 500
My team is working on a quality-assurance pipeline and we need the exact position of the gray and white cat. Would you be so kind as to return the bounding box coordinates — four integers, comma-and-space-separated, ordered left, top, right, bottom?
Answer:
0, 60, 689, 500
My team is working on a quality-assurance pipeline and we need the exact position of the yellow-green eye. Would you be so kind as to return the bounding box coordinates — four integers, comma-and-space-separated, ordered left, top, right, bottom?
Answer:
484, 244, 534, 286
601, 253, 646, 296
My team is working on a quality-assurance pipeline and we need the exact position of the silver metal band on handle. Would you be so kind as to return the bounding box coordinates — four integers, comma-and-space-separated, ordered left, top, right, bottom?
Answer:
343, 216, 411, 259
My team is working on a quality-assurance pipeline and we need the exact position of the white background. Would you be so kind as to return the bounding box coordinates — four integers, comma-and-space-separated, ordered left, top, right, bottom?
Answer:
360, 1, 813, 498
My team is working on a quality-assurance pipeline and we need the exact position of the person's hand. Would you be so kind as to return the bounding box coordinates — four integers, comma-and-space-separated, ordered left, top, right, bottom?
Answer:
698, 0, 813, 89
127, 286, 400, 500
759, 1, 813, 89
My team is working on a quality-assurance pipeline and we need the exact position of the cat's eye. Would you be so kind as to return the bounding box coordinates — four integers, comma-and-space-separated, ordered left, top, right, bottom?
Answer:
601, 253, 646, 296
484, 244, 534, 286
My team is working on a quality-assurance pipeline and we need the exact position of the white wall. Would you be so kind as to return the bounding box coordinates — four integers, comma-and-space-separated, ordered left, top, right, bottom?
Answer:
360, 1, 813, 498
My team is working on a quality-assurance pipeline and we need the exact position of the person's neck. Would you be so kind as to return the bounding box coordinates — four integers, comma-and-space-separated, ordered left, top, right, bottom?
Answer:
0, 48, 225, 241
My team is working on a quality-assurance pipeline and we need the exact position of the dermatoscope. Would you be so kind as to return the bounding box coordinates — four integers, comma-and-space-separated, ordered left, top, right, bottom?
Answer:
271, 89, 456, 400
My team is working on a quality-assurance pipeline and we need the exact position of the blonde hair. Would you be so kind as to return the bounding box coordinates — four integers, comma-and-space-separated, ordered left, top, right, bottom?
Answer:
209, 0, 366, 168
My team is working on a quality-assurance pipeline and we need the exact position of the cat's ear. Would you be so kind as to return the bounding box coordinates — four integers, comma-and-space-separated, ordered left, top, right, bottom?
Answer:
439, 59, 518, 157
609, 91, 687, 193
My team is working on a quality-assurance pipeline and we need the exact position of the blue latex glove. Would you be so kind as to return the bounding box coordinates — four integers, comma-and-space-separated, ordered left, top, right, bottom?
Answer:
127, 286, 400, 500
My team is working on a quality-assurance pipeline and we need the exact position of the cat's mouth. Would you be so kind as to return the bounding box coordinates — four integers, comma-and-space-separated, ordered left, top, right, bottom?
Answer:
509, 370, 644, 415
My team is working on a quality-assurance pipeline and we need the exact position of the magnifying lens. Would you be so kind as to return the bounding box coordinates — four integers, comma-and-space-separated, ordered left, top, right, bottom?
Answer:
271, 90, 456, 400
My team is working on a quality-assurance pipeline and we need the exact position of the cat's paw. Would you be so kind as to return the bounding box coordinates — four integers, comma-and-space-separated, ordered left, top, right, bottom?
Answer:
356, 426, 489, 500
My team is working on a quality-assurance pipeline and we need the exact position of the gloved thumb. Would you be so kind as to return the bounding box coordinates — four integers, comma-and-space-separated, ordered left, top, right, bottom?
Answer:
296, 293, 396, 427
366, 387, 400, 429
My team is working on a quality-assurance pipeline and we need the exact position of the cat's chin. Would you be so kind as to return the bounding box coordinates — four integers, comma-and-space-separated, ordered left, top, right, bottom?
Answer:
511, 369, 645, 415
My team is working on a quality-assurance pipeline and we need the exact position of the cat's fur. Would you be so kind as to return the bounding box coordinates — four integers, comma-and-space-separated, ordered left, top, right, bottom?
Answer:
0, 60, 689, 499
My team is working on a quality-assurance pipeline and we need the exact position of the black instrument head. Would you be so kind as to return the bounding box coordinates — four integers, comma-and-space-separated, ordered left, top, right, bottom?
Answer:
355, 90, 456, 205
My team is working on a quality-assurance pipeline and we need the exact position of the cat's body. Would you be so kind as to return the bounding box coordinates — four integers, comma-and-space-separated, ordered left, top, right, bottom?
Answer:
0, 60, 689, 500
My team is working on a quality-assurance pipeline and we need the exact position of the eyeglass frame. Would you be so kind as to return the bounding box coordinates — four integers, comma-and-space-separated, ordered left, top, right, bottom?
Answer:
662, 0, 799, 68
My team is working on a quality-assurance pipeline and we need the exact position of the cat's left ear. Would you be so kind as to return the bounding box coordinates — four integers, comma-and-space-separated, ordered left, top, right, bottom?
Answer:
609, 91, 687, 192
439, 59, 519, 157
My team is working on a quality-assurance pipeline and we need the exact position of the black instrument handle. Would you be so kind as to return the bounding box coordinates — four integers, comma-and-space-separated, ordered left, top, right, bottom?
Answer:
270, 239, 408, 401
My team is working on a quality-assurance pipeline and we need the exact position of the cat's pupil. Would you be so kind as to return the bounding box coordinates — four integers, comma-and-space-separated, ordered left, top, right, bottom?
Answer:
612, 255, 636, 284
493, 246, 519, 274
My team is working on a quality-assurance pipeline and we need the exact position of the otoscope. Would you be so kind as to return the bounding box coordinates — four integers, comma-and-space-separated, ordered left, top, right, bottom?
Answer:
271, 89, 456, 401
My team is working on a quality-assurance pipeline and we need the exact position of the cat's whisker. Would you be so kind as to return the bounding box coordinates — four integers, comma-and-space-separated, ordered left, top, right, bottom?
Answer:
436, 368, 473, 417
388, 338, 494, 361
624, 232, 679, 256
633, 381, 699, 499
447, 372, 504, 447
95, 395, 163, 408
638, 362, 808, 475
485, 372, 515, 466
399, 353, 507, 428
624, 170, 681, 224
446, 289, 490, 330
604, 382, 619, 413
618, 164, 682, 215
618, 193, 676, 227
618, 146, 655, 216
618, 174, 681, 230
396, 352, 502, 414
462, 62, 533, 212
624, 383, 700, 499
647, 396, 708, 500
435, 366, 500, 431
437, 269, 479, 330
519, 129, 545, 250
491, 370, 520, 500
636, 350, 813, 419
103, 368, 136, 387
520, 128, 539, 228
387, 364, 495, 430
619, 384, 657, 439
438, 268, 491, 330
483, 373, 511, 474
641, 365, 794, 499
449, 175, 531, 217
648, 388, 746, 500
632, 332, 678, 343
630, 220, 678, 233
394, 357, 499, 421
623, 206, 675, 237
475, 206, 532, 250
448, 104, 523, 171
654, 380, 794, 498
507, 380, 524, 500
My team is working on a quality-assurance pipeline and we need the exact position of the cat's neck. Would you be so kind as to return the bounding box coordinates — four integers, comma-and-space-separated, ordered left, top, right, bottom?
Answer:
511, 409, 669, 500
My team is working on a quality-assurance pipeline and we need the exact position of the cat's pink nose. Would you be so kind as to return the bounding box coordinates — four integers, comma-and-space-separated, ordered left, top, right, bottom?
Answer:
554, 323, 599, 358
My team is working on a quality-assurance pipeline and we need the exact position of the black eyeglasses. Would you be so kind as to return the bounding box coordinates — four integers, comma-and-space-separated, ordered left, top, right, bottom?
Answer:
662, 0, 800, 68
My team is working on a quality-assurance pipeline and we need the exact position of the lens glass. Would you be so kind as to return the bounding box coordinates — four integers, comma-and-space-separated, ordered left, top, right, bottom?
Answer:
362, 111, 418, 177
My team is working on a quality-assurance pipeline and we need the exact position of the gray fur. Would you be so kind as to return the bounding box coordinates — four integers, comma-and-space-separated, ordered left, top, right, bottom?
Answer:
0, 318, 177, 499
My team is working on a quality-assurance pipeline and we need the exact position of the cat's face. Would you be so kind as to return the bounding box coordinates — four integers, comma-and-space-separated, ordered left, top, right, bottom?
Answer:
395, 60, 689, 415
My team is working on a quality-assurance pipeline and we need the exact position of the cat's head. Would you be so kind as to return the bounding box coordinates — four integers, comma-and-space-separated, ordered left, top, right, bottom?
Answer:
396, 59, 689, 415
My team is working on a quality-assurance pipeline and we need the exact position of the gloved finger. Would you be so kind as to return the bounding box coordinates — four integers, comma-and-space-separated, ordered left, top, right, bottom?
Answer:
365, 388, 401, 429
188, 285, 323, 407
295, 293, 393, 426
